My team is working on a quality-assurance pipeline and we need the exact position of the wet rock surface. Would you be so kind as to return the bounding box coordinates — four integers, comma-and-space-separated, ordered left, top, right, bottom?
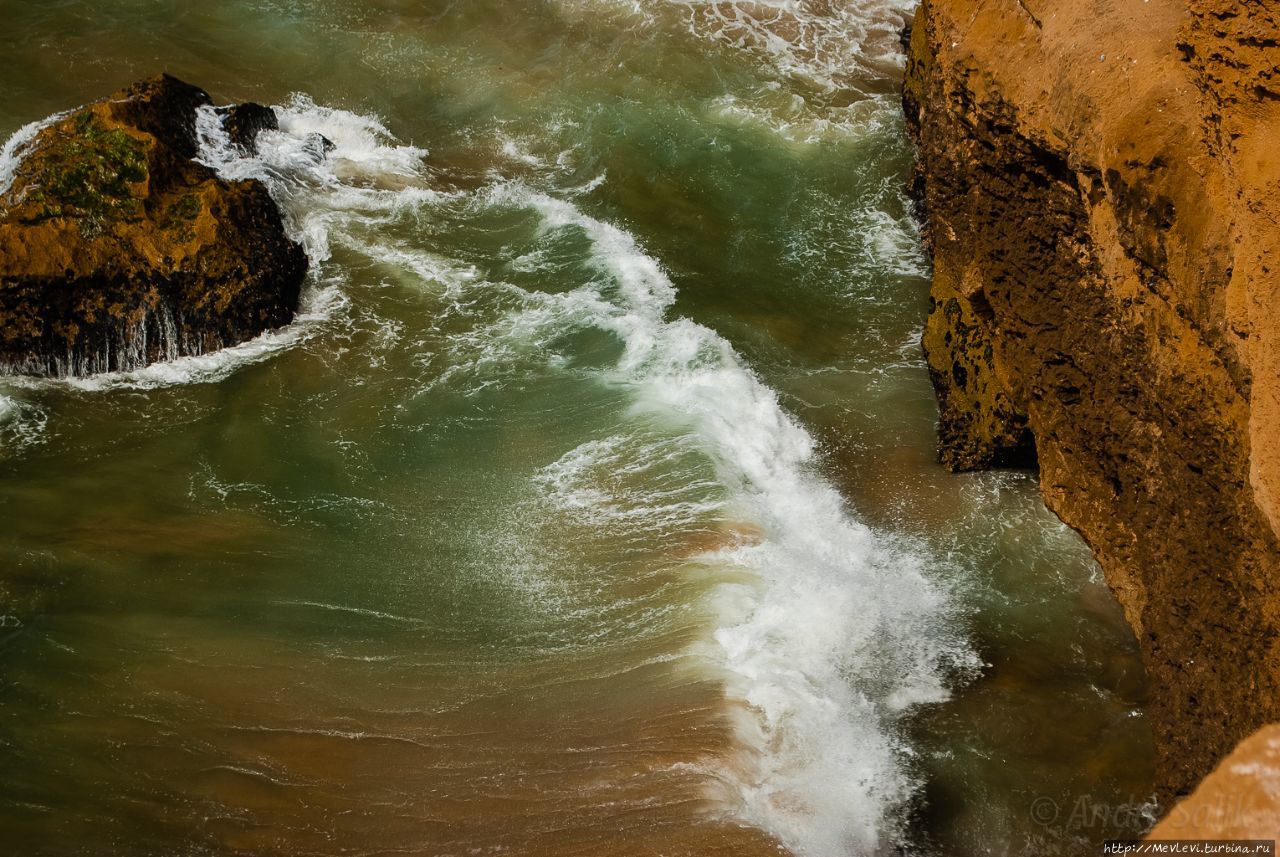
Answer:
905, 0, 1280, 801
0, 74, 306, 376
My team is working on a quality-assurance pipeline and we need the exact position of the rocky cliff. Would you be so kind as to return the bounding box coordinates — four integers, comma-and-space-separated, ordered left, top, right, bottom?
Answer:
0, 75, 306, 376
1147, 723, 1280, 838
903, 0, 1280, 799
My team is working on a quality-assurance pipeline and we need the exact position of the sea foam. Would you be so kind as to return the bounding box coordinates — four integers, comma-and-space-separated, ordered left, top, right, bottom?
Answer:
0, 91, 970, 855
0, 111, 67, 195
0, 93, 434, 398
463, 182, 973, 855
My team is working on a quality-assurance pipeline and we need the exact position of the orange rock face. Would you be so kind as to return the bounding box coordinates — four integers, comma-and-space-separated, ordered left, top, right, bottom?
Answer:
0, 75, 307, 376
904, 0, 1280, 798
1148, 723, 1280, 838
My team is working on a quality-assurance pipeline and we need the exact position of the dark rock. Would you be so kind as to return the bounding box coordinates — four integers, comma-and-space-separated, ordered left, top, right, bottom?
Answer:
214, 101, 279, 154
0, 74, 307, 376
300, 133, 334, 164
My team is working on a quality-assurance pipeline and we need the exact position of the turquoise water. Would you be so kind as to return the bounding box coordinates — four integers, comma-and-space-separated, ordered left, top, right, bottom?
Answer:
0, 2, 1153, 854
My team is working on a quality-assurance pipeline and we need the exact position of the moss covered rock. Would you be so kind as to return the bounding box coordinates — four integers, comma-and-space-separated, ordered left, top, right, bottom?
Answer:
0, 74, 307, 376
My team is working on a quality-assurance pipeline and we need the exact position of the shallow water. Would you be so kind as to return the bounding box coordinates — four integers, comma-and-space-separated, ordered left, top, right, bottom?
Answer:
0, 2, 1154, 855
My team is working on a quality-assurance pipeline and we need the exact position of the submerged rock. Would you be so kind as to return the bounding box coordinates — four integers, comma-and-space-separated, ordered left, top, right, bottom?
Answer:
0, 74, 307, 377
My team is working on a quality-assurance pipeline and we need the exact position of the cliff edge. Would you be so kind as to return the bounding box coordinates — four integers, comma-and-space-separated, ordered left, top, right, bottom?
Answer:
1148, 723, 1280, 838
903, 0, 1280, 798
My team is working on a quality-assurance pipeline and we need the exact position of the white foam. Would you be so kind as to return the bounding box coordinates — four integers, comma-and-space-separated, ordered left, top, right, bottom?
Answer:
535, 432, 725, 533
4, 285, 347, 393
471, 184, 973, 856
559, 0, 914, 134
0, 110, 67, 196
671, 0, 914, 93
196, 95, 445, 268
2, 87, 964, 852
0, 393, 48, 454
2, 96, 442, 396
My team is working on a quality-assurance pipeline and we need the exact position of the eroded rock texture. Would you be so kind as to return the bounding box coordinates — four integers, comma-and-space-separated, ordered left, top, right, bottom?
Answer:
0, 75, 305, 376
905, 0, 1280, 798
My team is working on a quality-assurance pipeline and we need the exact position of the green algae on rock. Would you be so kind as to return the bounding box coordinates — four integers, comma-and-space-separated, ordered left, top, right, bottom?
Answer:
17, 111, 151, 235
0, 75, 307, 377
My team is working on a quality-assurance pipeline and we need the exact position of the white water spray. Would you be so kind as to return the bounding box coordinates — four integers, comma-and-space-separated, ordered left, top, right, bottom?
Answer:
1, 89, 972, 855
450, 182, 973, 855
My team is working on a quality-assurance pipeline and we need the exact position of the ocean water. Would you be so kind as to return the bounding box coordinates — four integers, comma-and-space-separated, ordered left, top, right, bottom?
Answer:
0, 2, 1154, 855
